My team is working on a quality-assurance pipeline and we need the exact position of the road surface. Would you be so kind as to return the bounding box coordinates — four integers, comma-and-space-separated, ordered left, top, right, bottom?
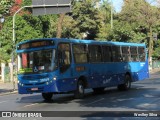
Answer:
0, 72, 160, 120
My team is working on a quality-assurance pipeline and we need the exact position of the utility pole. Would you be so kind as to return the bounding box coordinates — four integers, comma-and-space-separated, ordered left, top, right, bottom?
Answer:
148, 26, 153, 70
12, 5, 32, 91
111, 0, 113, 29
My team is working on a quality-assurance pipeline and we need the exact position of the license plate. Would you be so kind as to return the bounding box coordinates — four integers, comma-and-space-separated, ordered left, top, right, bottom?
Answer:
31, 88, 38, 91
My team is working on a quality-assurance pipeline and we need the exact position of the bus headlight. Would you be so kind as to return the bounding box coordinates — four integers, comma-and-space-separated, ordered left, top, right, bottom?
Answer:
46, 82, 49, 85
53, 77, 57, 81
19, 82, 24, 86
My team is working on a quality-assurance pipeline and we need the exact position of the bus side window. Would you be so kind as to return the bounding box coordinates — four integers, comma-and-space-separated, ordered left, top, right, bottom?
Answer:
138, 47, 145, 62
88, 45, 102, 63
58, 43, 71, 73
130, 47, 138, 62
102, 46, 112, 62
122, 47, 131, 62
73, 44, 88, 63
112, 46, 122, 62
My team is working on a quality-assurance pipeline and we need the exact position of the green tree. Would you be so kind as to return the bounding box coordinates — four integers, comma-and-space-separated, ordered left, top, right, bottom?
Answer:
119, 0, 159, 60
71, 0, 101, 39
95, 0, 112, 40
61, 15, 80, 38
0, 0, 14, 17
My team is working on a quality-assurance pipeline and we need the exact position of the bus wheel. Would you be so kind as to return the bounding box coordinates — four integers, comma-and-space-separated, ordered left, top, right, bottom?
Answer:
74, 80, 85, 99
118, 74, 131, 91
42, 93, 53, 101
93, 87, 105, 94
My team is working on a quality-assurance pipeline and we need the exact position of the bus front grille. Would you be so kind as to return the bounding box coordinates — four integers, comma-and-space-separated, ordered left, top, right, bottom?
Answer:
24, 82, 46, 86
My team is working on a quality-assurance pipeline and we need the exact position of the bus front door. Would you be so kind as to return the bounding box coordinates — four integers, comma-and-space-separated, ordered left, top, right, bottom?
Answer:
58, 43, 74, 91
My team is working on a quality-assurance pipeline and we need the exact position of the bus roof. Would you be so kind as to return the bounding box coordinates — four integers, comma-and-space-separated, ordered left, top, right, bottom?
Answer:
17, 38, 146, 47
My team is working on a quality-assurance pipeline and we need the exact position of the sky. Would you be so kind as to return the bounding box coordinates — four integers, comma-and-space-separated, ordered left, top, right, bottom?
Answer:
111, 0, 123, 12
108, 0, 158, 13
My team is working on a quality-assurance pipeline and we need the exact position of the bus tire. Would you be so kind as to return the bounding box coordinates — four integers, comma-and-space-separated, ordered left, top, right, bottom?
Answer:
74, 80, 85, 99
93, 87, 105, 94
118, 74, 131, 91
42, 93, 53, 101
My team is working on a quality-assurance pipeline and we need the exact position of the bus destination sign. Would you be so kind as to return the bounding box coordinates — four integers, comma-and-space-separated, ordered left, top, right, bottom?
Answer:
18, 40, 54, 50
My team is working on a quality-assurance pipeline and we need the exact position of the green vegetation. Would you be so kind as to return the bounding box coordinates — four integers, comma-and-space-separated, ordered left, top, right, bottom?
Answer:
0, 0, 160, 63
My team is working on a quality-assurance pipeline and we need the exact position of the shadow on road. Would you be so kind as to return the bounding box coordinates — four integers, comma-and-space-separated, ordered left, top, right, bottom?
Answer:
15, 79, 160, 119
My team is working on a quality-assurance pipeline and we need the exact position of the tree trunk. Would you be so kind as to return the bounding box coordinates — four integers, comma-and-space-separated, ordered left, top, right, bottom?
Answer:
56, 13, 65, 38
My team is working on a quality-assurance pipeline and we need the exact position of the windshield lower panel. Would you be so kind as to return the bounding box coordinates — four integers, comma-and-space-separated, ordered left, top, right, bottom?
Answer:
18, 49, 56, 74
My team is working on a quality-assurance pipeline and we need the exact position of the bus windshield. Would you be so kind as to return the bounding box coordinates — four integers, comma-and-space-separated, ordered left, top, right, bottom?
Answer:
18, 49, 56, 74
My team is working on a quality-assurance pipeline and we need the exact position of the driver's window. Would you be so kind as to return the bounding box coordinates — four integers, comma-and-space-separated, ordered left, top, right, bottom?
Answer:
58, 43, 71, 73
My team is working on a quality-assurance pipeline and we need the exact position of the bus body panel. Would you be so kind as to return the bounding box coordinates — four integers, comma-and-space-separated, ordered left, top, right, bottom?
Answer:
16, 38, 149, 94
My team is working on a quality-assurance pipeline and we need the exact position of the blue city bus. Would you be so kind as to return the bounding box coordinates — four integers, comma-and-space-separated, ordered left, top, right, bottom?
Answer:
16, 38, 149, 100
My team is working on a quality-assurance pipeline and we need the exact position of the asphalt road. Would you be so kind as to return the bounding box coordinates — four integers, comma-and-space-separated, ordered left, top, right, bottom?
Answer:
0, 72, 160, 120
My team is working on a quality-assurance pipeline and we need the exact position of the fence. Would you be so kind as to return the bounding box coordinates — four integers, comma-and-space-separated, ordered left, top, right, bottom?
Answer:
4, 66, 10, 82
0, 63, 17, 83
152, 60, 160, 69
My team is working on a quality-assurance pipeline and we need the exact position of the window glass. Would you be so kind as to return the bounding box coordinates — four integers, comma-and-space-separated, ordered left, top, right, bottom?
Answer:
102, 46, 112, 62
130, 47, 139, 61
89, 45, 102, 63
58, 43, 71, 65
138, 47, 146, 62
18, 49, 55, 74
73, 44, 88, 63
112, 46, 122, 62
121, 47, 131, 62
58, 43, 71, 73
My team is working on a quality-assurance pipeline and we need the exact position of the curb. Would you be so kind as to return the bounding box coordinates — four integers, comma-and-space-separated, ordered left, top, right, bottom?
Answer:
150, 70, 160, 74
0, 90, 18, 96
